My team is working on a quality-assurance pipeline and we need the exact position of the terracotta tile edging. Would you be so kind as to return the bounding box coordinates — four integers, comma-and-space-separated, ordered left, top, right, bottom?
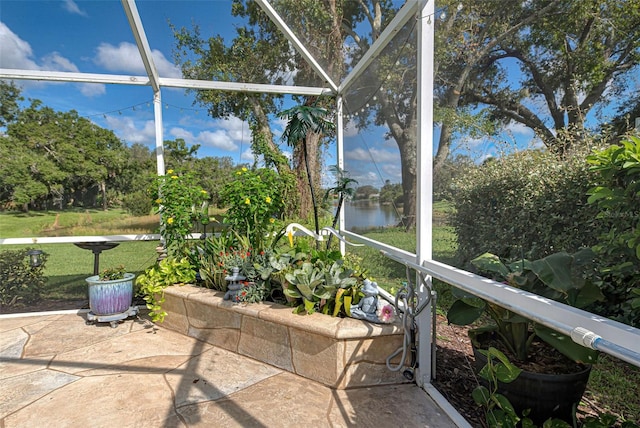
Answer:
162, 284, 410, 389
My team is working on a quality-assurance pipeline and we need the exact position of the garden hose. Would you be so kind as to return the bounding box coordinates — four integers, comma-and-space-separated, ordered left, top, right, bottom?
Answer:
386, 265, 433, 381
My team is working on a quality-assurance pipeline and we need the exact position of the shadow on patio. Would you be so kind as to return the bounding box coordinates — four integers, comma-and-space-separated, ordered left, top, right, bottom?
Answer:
0, 311, 460, 427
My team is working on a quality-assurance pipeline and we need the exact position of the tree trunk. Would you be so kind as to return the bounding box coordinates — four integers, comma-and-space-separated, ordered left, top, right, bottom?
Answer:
100, 181, 107, 211
398, 133, 417, 230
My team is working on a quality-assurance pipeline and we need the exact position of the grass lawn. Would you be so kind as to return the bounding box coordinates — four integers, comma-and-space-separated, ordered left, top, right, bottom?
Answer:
1, 209, 163, 302
0, 208, 160, 238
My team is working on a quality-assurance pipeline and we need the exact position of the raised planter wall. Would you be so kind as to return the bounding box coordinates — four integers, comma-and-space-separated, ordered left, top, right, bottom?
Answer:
162, 285, 409, 389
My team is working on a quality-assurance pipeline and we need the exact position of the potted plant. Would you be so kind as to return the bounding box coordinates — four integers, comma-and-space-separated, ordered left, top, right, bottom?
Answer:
447, 248, 605, 423
85, 264, 137, 326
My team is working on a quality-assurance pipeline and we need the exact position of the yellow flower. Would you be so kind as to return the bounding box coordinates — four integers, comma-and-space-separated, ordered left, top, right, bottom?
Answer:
201, 190, 208, 194
287, 230, 294, 247
167, 217, 174, 225
265, 196, 272, 204
269, 218, 275, 224
242, 167, 248, 172
171, 175, 178, 179
167, 169, 174, 174
245, 198, 251, 205
155, 198, 162, 204
236, 171, 242, 175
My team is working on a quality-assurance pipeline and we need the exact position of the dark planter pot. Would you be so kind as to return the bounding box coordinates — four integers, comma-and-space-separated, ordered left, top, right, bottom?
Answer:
85, 273, 135, 316
472, 333, 591, 425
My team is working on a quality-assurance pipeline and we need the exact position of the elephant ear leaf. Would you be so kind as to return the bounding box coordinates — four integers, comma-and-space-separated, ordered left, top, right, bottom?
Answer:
530, 252, 574, 292
471, 253, 510, 279
447, 299, 485, 325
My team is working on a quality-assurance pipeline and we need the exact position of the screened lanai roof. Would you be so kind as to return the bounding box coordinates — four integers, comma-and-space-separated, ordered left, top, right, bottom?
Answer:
1, 0, 410, 96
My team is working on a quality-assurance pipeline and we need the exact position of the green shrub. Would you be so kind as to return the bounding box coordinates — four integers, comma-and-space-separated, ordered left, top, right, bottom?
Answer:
122, 190, 153, 216
0, 248, 48, 308
452, 147, 602, 267
218, 167, 295, 252
586, 135, 640, 326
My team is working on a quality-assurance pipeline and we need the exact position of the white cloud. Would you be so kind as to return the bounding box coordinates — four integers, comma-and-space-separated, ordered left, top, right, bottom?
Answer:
0, 22, 39, 70
42, 52, 79, 72
215, 116, 251, 145
196, 129, 239, 152
345, 147, 399, 163
343, 119, 359, 137
380, 163, 402, 181
240, 148, 255, 163
104, 115, 156, 144
63, 0, 87, 17
168, 127, 195, 142
169, 115, 252, 153
504, 121, 534, 137
94, 42, 181, 78
79, 83, 106, 97
352, 170, 379, 187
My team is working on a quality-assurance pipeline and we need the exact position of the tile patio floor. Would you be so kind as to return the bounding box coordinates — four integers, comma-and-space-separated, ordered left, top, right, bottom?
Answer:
0, 311, 464, 427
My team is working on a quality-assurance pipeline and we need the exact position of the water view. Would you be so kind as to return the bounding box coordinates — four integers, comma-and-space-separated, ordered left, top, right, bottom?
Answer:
343, 200, 401, 232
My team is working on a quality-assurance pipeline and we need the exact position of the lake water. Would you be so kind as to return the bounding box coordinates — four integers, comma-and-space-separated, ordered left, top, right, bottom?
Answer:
342, 200, 401, 232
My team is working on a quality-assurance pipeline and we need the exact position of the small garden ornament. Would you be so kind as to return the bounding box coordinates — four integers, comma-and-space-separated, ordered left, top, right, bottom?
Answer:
224, 267, 245, 302
350, 279, 385, 323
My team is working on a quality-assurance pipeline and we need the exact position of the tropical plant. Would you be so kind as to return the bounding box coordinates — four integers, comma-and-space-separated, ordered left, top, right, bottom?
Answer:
321, 259, 360, 317
136, 256, 196, 322
150, 169, 209, 256
323, 165, 358, 249
473, 347, 640, 428
284, 262, 327, 314
279, 105, 335, 246
447, 249, 604, 364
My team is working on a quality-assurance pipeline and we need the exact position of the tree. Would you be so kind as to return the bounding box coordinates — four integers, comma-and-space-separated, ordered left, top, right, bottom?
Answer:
171, 7, 290, 172
0, 81, 23, 128
432, 0, 560, 174
379, 180, 402, 205
4, 100, 126, 211
354, 185, 379, 200
172, 0, 352, 220
164, 138, 200, 169
465, 0, 640, 155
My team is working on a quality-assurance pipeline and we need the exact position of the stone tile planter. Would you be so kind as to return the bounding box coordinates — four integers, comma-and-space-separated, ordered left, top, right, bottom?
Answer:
161, 285, 409, 389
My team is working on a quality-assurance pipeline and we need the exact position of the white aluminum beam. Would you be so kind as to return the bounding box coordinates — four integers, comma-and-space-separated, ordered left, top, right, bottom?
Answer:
159, 77, 332, 96
415, 0, 435, 387
340, 1, 419, 94
0, 69, 151, 86
121, 0, 160, 92
336, 95, 346, 255
255, 0, 338, 93
153, 91, 165, 176
0, 69, 333, 96
0, 235, 161, 245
